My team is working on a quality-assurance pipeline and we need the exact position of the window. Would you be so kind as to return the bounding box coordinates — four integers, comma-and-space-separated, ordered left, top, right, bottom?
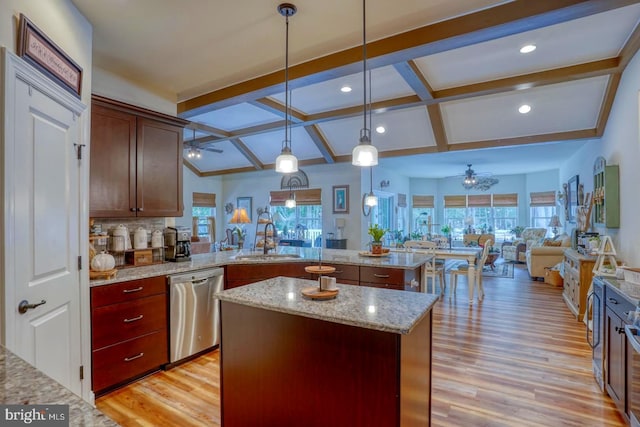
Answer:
273, 205, 322, 246
443, 208, 466, 239
530, 191, 556, 237
412, 209, 435, 238
371, 192, 394, 246
192, 192, 216, 240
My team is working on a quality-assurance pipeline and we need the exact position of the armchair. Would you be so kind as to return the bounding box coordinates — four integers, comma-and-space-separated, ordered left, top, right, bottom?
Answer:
502, 228, 547, 263
526, 234, 571, 279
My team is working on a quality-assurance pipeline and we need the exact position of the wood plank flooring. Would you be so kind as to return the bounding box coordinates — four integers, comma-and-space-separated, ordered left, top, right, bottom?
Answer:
96, 264, 626, 426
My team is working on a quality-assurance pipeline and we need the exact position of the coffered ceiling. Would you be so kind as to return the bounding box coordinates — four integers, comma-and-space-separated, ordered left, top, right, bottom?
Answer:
72, 0, 640, 177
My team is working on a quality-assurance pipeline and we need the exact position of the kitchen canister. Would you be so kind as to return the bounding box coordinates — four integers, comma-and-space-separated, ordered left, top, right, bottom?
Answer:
151, 229, 163, 248
134, 227, 148, 249
112, 224, 130, 251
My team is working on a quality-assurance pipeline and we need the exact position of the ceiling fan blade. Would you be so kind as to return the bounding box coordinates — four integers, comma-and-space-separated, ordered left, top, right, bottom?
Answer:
202, 147, 223, 153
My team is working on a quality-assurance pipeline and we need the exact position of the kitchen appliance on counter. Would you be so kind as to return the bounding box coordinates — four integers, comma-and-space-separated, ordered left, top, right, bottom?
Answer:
588, 277, 605, 391
164, 226, 191, 262
168, 267, 224, 364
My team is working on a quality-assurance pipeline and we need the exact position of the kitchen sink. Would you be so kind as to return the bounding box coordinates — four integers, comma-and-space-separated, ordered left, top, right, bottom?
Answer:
234, 254, 302, 261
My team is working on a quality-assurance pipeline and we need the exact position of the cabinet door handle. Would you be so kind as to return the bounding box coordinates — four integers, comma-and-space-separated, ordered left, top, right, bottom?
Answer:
123, 286, 144, 293
615, 326, 625, 334
124, 352, 144, 362
130, 208, 136, 212
608, 297, 618, 304
138, 208, 144, 212
373, 274, 390, 278
123, 314, 144, 323
334, 270, 343, 274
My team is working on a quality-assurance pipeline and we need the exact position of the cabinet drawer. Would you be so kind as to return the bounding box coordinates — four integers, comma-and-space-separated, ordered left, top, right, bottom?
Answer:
322, 264, 359, 282
92, 294, 167, 350
92, 330, 168, 393
606, 286, 634, 320
360, 282, 404, 291
92, 276, 166, 308
360, 266, 404, 285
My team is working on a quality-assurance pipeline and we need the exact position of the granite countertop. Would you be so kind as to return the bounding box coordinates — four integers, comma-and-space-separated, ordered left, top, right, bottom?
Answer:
601, 276, 640, 305
215, 276, 438, 334
90, 247, 431, 287
0, 346, 116, 426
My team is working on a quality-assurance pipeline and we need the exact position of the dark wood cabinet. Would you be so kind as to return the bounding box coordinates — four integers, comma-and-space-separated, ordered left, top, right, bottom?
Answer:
605, 285, 633, 418
360, 266, 419, 291
91, 275, 168, 395
90, 96, 187, 218
225, 263, 313, 289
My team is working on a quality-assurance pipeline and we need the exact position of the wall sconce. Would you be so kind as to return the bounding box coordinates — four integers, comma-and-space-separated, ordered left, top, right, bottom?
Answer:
380, 180, 389, 188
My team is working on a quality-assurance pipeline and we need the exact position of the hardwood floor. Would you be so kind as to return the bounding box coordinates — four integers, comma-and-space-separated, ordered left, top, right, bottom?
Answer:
96, 264, 626, 426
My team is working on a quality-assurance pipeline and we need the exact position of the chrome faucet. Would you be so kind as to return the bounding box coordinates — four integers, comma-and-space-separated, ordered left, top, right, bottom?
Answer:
264, 222, 276, 254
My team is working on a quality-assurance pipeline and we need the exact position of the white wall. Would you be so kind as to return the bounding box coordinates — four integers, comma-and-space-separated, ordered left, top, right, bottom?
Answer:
560, 48, 640, 265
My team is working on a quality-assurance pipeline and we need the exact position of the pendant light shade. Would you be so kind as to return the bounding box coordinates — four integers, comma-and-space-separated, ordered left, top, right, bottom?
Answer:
285, 184, 296, 208
352, 0, 378, 167
365, 192, 378, 207
275, 3, 298, 173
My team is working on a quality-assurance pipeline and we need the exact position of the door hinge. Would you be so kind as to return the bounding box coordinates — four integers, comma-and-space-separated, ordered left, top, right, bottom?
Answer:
73, 143, 86, 160
78, 256, 82, 271
79, 365, 84, 380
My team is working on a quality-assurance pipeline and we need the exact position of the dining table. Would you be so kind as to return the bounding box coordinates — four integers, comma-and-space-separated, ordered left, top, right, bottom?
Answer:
392, 246, 482, 303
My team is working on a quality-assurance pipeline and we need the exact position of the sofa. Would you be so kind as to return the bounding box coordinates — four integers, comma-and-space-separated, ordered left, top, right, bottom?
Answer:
526, 234, 572, 279
502, 227, 547, 263
463, 233, 495, 247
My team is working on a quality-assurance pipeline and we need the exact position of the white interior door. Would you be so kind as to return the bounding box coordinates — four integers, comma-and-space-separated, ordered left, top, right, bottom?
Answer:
3, 50, 86, 396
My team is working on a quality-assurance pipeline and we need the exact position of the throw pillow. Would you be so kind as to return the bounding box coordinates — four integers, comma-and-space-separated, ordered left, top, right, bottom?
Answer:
543, 239, 563, 247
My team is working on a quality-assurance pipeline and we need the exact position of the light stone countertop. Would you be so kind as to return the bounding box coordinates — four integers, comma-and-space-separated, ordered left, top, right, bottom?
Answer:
215, 276, 438, 334
0, 346, 117, 426
90, 247, 431, 287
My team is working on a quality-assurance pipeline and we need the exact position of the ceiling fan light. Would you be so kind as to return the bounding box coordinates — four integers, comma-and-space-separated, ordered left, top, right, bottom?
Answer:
195, 149, 202, 159
365, 192, 377, 207
275, 145, 298, 173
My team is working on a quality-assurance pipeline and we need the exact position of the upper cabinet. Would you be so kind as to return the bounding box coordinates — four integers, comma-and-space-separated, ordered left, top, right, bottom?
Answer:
593, 157, 620, 228
90, 96, 188, 218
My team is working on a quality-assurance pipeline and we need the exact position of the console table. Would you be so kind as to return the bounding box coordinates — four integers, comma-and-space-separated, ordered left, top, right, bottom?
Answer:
562, 248, 596, 320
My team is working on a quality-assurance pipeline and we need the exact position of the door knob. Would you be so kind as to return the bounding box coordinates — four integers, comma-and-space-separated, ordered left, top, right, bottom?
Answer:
18, 299, 46, 314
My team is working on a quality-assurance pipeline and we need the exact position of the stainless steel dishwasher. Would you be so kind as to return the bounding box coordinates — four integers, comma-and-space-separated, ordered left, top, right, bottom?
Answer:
168, 267, 224, 363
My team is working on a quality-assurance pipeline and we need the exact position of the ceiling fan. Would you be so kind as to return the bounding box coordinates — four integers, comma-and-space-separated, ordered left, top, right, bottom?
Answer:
184, 128, 223, 159
460, 164, 498, 191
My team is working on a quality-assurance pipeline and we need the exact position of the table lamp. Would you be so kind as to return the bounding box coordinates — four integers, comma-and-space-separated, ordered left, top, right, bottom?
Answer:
548, 215, 562, 238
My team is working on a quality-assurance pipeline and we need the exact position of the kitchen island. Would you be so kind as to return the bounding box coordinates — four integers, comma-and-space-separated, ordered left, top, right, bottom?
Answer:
216, 276, 438, 426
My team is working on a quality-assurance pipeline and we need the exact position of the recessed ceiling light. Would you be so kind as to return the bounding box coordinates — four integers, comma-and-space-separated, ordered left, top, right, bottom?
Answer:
376, 126, 385, 134
520, 44, 536, 54
518, 104, 531, 114
340, 85, 352, 93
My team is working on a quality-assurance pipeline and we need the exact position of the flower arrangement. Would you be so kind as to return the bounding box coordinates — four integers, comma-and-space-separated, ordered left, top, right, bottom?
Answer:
367, 224, 387, 243
510, 225, 525, 237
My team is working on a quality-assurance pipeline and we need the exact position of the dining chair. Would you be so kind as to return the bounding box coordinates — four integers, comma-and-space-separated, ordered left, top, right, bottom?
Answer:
449, 239, 493, 301
403, 240, 445, 295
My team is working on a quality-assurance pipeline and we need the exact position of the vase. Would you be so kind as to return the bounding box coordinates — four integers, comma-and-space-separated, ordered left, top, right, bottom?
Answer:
371, 242, 382, 254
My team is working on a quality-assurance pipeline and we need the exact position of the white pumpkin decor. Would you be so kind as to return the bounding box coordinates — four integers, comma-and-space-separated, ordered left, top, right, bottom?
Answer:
91, 252, 115, 271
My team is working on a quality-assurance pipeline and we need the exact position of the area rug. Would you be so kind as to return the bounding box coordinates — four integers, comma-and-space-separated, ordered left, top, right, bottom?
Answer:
444, 260, 514, 279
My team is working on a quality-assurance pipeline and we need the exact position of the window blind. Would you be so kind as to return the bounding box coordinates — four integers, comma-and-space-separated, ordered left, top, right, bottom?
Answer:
192, 192, 216, 207
270, 188, 321, 206
468, 194, 491, 207
492, 193, 518, 207
529, 191, 556, 207
443, 195, 466, 208
412, 195, 434, 208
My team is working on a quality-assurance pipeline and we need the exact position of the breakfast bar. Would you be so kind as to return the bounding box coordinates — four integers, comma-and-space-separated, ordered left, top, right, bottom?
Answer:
216, 276, 438, 426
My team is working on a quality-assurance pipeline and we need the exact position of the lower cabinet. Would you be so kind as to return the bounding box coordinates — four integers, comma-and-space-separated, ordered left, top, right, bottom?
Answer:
360, 266, 419, 291
91, 276, 168, 395
605, 285, 633, 419
562, 249, 595, 320
225, 263, 312, 289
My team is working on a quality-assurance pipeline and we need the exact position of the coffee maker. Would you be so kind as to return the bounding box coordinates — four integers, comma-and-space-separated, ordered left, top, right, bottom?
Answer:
164, 226, 191, 262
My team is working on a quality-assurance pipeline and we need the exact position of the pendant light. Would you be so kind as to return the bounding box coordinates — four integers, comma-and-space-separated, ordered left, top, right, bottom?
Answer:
352, 0, 378, 167
285, 183, 296, 208
365, 166, 377, 207
275, 3, 299, 173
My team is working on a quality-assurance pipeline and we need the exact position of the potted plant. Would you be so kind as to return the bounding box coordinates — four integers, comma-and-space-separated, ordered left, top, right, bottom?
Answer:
368, 224, 387, 254
510, 225, 525, 238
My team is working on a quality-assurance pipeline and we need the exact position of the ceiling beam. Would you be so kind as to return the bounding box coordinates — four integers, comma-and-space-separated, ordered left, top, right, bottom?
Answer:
595, 73, 622, 136
178, 0, 639, 116
618, 18, 640, 70
392, 61, 434, 101
187, 122, 232, 138
448, 129, 597, 151
182, 159, 203, 177
230, 138, 264, 170
426, 105, 449, 152
248, 98, 306, 123
304, 125, 336, 163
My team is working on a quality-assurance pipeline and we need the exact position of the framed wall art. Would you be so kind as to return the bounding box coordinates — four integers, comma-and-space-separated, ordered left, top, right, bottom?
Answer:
237, 197, 253, 221
332, 185, 349, 214
17, 14, 83, 98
